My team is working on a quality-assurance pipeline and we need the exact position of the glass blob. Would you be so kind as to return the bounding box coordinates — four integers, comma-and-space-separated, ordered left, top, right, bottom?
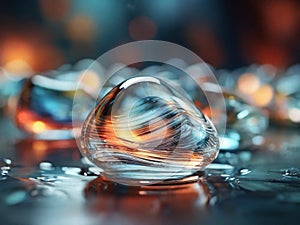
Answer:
220, 91, 268, 150
80, 76, 219, 186
217, 64, 276, 108
15, 73, 94, 140
273, 69, 300, 126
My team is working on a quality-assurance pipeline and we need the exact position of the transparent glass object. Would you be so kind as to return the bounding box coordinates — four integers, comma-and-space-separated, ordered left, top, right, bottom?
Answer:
273, 67, 300, 126
15, 73, 94, 140
217, 64, 276, 108
80, 76, 219, 186
220, 91, 268, 150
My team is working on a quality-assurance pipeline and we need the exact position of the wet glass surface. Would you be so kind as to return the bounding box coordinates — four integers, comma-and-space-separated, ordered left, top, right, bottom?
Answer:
1, 117, 300, 225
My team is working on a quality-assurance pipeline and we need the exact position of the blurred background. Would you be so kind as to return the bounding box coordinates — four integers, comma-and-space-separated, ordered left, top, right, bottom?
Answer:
0, 0, 300, 74
1, 3, 300, 225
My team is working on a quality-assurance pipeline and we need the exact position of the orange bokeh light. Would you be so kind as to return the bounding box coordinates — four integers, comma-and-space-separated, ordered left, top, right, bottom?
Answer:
252, 84, 274, 107
16, 110, 50, 134
32, 140, 48, 152
1, 40, 33, 64
66, 15, 97, 43
237, 73, 260, 95
32, 121, 47, 134
4, 59, 32, 76
0, 39, 34, 75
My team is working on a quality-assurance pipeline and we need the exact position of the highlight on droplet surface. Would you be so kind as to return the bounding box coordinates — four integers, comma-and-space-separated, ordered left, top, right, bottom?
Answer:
80, 76, 219, 186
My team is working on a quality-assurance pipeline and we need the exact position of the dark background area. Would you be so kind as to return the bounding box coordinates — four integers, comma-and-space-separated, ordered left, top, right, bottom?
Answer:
0, 0, 299, 74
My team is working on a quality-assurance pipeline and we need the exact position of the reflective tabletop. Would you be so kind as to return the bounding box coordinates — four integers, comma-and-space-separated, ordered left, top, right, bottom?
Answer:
1, 116, 300, 225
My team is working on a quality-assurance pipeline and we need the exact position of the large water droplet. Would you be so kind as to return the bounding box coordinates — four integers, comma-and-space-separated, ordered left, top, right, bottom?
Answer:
80, 76, 219, 186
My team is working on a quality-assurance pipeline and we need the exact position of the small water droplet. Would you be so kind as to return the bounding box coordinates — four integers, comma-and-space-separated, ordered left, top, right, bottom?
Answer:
226, 176, 241, 188
3, 158, 12, 165
1, 169, 10, 177
79, 168, 98, 177
61, 166, 81, 176
206, 163, 234, 178
39, 162, 54, 171
227, 167, 300, 193
283, 168, 300, 178
36, 176, 58, 182
1, 166, 11, 171
1, 165, 11, 176
1, 158, 13, 176
239, 168, 252, 176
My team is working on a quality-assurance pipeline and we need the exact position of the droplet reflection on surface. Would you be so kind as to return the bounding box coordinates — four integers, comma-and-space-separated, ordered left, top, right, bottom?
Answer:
80, 76, 219, 186
84, 176, 212, 225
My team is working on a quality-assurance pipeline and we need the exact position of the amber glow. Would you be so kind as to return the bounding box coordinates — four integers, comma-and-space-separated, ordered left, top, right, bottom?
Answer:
237, 73, 260, 95
16, 110, 48, 134
4, 59, 32, 76
32, 140, 48, 152
252, 85, 274, 107
32, 121, 47, 133
16, 108, 73, 135
273, 94, 288, 121
1, 41, 32, 63
66, 15, 96, 43
78, 70, 101, 95
1, 40, 34, 76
